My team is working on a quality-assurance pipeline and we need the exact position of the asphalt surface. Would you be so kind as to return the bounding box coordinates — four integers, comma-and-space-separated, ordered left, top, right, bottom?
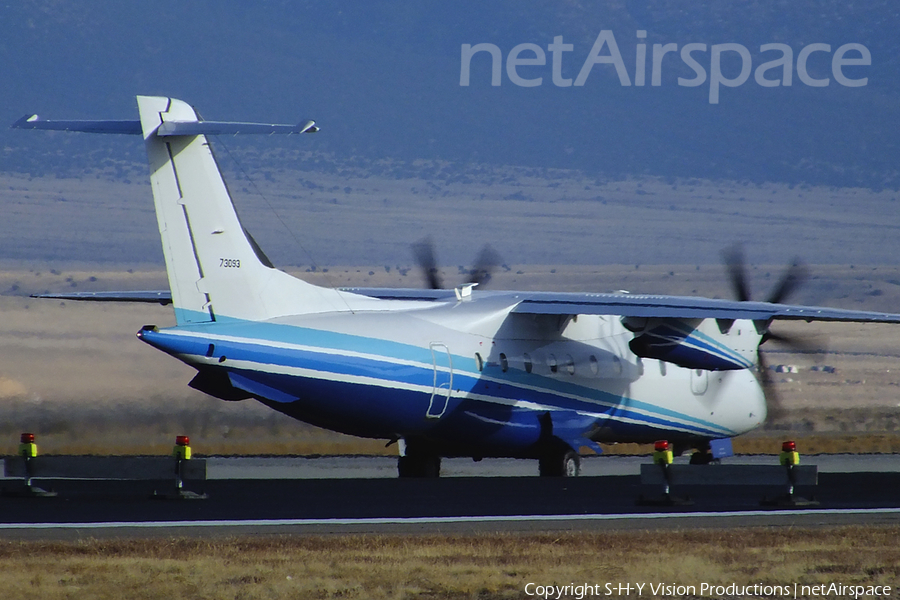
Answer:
1, 455, 898, 539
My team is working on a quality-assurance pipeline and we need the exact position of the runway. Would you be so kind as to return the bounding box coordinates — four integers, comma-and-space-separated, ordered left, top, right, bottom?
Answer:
2, 455, 899, 539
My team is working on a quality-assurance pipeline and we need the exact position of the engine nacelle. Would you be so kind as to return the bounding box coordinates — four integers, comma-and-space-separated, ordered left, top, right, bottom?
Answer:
624, 317, 760, 371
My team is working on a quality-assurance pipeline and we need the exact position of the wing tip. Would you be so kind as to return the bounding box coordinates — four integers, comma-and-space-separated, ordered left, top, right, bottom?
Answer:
10, 114, 39, 129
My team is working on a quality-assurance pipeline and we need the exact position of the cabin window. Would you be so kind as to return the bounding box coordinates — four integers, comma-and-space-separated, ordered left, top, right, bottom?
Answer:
548, 354, 558, 374
612, 355, 623, 375
499, 353, 508, 372
523, 353, 533, 374
589, 355, 599, 376
475, 352, 484, 371
565, 355, 575, 375
659, 360, 667, 376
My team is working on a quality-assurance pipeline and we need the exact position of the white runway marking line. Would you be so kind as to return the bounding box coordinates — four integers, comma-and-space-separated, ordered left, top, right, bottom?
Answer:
3, 507, 900, 530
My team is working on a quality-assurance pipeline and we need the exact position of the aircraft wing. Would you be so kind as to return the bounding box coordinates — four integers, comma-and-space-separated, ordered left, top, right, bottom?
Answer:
31, 291, 172, 305
508, 291, 900, 323
32, 288, 449, 305
31, 287, 448, 305
29, 287, 900, 324
336, 287, 900, 322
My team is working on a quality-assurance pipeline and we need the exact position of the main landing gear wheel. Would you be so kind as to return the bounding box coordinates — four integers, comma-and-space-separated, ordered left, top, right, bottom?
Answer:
397, 454, 441, 478
539, 449, 581, 477
689, 445, 715, 465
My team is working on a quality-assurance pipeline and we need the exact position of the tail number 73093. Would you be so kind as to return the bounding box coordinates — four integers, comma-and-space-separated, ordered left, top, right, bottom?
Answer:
220, 258, 241, 268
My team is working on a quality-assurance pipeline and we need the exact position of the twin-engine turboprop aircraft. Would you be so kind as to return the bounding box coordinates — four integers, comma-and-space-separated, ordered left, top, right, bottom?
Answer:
13, 96, 900, 477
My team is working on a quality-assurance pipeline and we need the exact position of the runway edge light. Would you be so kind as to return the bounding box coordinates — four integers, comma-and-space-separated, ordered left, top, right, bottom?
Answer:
151, 434, 208, 501
4, 432, 57, 498
18, 433, 37, 458
173, 435, 192, 460
780, 440, 799, 466
653, 440, 673, 465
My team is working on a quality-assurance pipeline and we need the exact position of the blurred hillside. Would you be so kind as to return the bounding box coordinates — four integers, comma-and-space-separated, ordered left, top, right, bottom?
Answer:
1, 1, 898, 188
1, 2, 898, 269
0, 168, 896, 269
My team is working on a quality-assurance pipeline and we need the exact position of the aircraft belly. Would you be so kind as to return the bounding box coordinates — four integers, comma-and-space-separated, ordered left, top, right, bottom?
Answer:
234, 369, 424, 439
139, 318, 751, 453
225, 367, 549, 452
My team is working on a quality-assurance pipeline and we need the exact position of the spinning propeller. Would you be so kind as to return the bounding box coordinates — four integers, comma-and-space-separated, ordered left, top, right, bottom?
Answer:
722, 245, 825, 420
412, 236, 501, 290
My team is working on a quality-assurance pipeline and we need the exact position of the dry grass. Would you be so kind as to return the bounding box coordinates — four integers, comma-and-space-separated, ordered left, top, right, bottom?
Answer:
3, 395, 900, 457
601, 429, 900, 457
733, 432, 900, 456
7, 427, 900, 458
0, 528, 896, 599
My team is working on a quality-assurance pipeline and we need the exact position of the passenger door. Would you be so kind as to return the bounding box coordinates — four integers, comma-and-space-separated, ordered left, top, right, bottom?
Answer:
426, 343, 453, 419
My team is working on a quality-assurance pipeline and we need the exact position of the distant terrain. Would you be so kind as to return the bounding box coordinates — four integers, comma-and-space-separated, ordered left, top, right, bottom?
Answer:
1, 165, 898, 270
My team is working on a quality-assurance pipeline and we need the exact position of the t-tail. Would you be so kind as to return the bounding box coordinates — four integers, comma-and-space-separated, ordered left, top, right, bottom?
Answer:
16, 96, 369, 324
137, 96, 362, 324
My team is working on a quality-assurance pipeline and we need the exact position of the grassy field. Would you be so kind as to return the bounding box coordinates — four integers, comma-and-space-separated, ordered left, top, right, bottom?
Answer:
0, 527, 896, 599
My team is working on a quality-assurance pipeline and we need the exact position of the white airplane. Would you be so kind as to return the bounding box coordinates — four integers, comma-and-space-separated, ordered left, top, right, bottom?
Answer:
13, 96, 900, 477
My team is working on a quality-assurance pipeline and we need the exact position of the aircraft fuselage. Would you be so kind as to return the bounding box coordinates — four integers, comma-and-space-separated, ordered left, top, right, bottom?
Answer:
139, 293, 767, 459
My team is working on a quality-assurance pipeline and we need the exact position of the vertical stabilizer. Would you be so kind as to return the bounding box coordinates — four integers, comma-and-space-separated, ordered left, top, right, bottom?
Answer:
136, 96, 352, 324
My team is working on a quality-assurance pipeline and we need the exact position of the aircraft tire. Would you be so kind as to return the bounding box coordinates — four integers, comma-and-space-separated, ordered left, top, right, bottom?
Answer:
689, 449, 715, 465
539, 449, 581, 477
397, 454, 441, 478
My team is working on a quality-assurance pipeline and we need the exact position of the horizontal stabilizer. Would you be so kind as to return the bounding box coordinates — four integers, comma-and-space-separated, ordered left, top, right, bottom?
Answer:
31, 290, 172, 305
12, 115, 318, 136
157, 120, 318, 136
11, 115, 142, 134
